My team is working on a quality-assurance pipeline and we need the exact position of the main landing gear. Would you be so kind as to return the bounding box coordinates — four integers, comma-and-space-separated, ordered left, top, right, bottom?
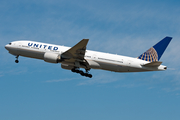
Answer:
71, 68, 92, 78
15, 55, 19, 63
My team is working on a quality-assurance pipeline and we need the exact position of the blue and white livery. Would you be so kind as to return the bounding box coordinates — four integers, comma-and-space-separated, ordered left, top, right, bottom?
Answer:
5, 37, 172, 78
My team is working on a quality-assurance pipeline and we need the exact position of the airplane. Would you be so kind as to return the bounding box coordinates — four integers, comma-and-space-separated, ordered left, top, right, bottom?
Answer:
5, 37, 172, 78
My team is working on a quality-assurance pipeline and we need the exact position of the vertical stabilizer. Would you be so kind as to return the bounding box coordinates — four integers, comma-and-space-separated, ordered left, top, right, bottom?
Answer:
138, 37, 172, 62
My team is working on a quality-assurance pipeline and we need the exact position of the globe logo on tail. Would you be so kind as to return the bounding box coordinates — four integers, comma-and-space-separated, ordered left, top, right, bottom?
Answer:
138, 47, 158, 62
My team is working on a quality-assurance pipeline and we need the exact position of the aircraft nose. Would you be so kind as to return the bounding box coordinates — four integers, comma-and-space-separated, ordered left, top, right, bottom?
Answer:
5, 43, 12, 50
5, 44, 8, 50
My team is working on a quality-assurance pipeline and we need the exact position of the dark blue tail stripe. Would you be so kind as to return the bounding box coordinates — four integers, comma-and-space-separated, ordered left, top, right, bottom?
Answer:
153, 37, 172, 61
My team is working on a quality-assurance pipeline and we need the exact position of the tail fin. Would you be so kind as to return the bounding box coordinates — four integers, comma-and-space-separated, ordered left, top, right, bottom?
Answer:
137, 37, 172, 62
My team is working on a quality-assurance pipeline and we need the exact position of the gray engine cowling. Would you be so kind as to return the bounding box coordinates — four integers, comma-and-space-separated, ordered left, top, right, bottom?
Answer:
44, 52, 61, 63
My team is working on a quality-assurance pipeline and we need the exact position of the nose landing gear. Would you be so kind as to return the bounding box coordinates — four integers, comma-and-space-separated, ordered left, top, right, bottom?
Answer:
15, 55, 19, 63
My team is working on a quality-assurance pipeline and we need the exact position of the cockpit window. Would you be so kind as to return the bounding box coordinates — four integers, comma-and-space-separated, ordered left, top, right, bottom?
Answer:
9, 43, 11, 45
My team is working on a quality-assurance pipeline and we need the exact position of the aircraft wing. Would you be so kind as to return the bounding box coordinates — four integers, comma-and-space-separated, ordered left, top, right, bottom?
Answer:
61, 39, 89, 68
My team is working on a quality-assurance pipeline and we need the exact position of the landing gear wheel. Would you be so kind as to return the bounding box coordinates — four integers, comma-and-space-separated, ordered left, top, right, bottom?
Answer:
88, 74, 92, 78
71, 68, 92, 78
15, 55, 19, 63
71, 68, 76, 72
80, 71, 85, 76
15, 60, 19, 63
84, 73, 89, 76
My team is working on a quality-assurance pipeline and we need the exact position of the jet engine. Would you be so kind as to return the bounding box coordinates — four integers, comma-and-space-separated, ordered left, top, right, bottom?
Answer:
44, 52, 61, 63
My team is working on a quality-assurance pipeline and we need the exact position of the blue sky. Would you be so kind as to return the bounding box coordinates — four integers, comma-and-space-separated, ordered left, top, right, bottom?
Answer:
0, 0, 180, 120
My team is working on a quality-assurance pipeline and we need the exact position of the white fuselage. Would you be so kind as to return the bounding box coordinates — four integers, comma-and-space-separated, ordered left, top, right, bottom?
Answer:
5, 40, 167, 72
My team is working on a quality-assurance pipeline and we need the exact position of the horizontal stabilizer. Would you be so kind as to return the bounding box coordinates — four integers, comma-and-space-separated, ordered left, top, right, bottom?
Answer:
142, 61, 162, 67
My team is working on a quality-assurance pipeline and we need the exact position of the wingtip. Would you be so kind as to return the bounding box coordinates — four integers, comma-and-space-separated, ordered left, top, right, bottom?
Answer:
82, 39, 89, 41
165, 36, 173, 40
81, 39, 89, 43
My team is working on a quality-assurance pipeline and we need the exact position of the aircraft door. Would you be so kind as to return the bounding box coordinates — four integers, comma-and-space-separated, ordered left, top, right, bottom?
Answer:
18, 42, 22, 48
92, 54, 97, 60
126, 60, 133, 72
127, 60, 132, 66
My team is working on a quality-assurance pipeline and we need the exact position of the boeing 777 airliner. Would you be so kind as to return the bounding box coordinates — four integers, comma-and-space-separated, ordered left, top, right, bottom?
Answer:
5, 37, 172, 78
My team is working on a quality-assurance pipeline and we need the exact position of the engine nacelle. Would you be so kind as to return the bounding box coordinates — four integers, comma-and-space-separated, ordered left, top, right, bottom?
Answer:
44, 52, 61, 63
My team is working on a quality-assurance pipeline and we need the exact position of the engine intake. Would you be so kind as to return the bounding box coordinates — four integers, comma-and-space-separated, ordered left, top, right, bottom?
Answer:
44, 52, 61, 63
